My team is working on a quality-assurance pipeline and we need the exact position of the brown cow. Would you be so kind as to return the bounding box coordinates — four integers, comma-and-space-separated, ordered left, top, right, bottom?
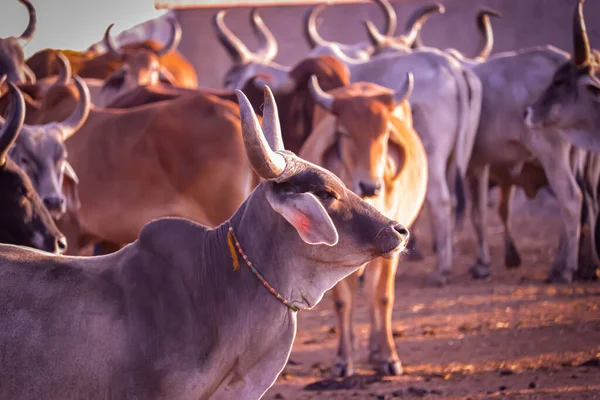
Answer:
299, 75, 427, 376
25, 21, 197, 90
0, 0, 36, 84
19, 76, 256, 255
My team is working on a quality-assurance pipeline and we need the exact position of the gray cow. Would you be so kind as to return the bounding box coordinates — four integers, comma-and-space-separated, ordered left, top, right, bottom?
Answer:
0, 0, 37, 83
0, 86, 409, 400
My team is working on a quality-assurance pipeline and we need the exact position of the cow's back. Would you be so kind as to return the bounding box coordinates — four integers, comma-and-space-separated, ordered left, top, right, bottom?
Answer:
64, 93, 255, 244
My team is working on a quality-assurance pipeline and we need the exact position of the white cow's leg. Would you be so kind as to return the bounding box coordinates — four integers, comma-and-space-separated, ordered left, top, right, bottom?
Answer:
538, 158, 581, 283
468, 164, 492, 279
427, 162, 454, 286
331, 272, 358, 377
498, 184, 522, 268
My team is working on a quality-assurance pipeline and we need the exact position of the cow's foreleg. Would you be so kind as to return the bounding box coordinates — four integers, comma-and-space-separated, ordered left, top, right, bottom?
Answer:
538, 156, 582, 283
468, 164, 492, 279
498, 183, 522, 268
426, 163, 454, 286
331, 272, 358, 377
366, 256, 402, 376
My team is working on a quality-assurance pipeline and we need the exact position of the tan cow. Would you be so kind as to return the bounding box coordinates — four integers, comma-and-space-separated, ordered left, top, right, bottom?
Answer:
299, 75, 427, 376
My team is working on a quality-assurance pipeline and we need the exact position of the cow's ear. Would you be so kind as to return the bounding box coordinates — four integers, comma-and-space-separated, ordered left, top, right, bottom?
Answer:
266, 190, 339, 246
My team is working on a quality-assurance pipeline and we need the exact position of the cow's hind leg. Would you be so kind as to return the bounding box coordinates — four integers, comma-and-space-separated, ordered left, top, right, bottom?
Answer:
498, 184, 521, 268
366, 257, 402, 376
426, 163, 454, 286
468, 165, 493, 279
331, 272, 359, 377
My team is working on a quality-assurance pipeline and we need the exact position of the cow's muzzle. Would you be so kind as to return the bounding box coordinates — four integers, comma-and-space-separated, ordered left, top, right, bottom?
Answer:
379, 223, 410, 259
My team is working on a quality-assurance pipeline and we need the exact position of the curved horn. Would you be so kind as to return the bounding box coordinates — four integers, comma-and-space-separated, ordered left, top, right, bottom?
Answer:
250, 8, 278, 63
235, 88, 286, 180
0, 82, 25, 166
364, 20, 388, 48
54, 53, 72, 85
573, 0, 591, 66
261, 85, 285, 151
308, 75, 334, 112
474, 8, 501, 60
373, 0, 397, 37
212, 10, 252, 64
401, 3, 445, 47
155, 17, 182, 57
56, 76, 90, 141
303, 4, 329, 50
103, 24, 123, 59
17, 0, 37, 46
391, 72, 414, 104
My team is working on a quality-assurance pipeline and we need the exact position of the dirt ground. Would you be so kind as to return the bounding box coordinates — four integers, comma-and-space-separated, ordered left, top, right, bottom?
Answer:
264, 189, 600, 400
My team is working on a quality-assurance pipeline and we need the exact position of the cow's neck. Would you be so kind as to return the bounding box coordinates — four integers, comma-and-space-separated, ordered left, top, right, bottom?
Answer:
226, 186, 357, 310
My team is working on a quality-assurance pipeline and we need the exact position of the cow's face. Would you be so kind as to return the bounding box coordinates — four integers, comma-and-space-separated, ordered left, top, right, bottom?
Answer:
306, 77, 413, 201
9, 126, 70, 218
236, 86, 409, 274
4, 74, 90, 220
526, 61, 600, 133
0, 81, 66, 254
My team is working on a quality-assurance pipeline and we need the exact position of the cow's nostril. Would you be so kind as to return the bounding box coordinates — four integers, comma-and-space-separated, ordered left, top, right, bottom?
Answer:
394, 224, 409, 240
56, 236, 67, 253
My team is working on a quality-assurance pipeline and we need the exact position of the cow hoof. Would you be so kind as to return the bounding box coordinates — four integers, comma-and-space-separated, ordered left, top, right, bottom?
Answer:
332, 362, 354, 377
375, 360, 403, 376
546, 269, 573, 284
427, 272, 447, 287
504, 249, 522, 269
469, 263, 491, 280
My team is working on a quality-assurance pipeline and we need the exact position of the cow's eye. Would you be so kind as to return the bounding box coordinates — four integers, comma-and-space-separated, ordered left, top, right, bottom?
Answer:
20, 156, 29, 165
314, 190, 338, 200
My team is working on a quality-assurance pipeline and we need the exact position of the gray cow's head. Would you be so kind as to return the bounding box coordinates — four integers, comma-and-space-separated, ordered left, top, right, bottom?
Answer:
1, 61, 91, 219
234, 86, 409, 304
0, 0, 37, 84
0, 79, 67, 253
213, 8, 290, 90
525, 0, 600, 151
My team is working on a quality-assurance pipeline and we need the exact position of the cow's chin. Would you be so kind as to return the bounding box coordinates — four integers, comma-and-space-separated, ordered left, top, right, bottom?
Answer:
381, 244, 406, 260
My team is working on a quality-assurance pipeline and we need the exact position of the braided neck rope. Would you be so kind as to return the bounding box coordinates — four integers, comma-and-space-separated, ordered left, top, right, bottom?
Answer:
226, 221, 300, 312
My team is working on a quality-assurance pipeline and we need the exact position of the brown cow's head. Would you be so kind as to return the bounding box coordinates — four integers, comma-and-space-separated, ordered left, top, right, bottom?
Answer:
213, 8, 289, 90
301, 74, 414, 201
525, 0, 600, 151
101, 18, 181, 98
0, 0, 36, 84
234, 86, 409, 304
1, 57, 91, 219
0, 79, 67, 253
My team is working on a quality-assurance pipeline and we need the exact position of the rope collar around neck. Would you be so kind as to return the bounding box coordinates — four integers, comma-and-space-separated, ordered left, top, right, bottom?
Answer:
226, 221, 301, 312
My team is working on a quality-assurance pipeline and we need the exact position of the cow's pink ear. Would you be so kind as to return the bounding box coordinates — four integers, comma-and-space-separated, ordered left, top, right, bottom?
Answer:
266, 191, 339, 246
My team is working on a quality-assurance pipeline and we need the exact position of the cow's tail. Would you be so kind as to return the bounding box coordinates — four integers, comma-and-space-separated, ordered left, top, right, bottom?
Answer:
450, 65, 483, 228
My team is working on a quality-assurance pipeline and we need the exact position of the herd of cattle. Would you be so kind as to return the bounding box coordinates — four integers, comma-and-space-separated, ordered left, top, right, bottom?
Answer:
0, 0, 599, 398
